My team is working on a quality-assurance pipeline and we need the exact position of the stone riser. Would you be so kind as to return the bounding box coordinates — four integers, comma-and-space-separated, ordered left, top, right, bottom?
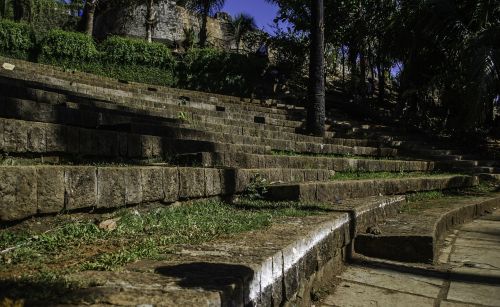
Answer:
0, 109, 397, 158
175, 152, 436, 172
354, 196, 500, 263
266, 176, 478, 202
0, 94, 384, 149
0, 118, 272, 159
0, 166, 332, 222
0, 57, 307, 117
0, 57, 305, 116
0, 73, 304, 127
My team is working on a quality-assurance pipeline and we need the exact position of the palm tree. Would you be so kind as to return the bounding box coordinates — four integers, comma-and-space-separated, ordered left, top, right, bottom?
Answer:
307, 0, 325, 136
231, 13, 256, 53
183, 0, 225, 48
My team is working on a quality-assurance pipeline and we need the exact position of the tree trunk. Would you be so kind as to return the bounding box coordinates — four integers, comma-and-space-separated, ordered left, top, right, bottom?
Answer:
146, 0, 156, 43
341, 46, 346, 85
13, 0, 27, 21
307, 0, 326, 136
82, 0, 97, 36
378, 63, 386, 104
198, 6, 209, 48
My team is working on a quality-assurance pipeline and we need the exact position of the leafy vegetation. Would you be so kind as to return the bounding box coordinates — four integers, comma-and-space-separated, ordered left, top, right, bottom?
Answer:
0, 19, 34, 59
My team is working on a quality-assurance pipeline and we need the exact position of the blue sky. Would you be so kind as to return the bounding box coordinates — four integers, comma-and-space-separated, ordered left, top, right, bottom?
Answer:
222, 0, 280, 33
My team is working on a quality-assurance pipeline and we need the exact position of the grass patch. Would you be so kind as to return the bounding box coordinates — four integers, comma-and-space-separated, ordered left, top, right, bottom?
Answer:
270, 150, 395, 160
0, 200, 327, 277
330, 171, 460, 181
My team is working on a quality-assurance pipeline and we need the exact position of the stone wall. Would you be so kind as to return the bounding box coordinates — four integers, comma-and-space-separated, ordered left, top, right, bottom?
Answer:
94, 0, 234, 49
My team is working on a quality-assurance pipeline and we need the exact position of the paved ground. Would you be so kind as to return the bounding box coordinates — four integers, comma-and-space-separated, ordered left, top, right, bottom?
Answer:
319, 209, 500, 307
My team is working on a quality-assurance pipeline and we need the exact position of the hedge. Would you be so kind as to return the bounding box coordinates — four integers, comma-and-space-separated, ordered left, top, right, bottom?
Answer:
100, 36, 174, 68
177, 48, 267, 96
39, 29, 98, 64
0, 19, 35, 59
0, 20, 266, 96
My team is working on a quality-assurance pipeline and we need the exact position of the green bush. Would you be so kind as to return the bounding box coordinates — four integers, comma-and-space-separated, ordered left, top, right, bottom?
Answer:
100, 36, 174, 68
178, 48, 267, 96
0, 19, 35, 59
39, 29, 98, 64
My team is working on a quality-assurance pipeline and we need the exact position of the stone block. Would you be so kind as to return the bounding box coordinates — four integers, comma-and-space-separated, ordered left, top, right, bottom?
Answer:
205, 168, 221, 196
127, 134, 142, 158
66, 126, 80, 154
0, 167, 37, 221
141, 167, 164, 202
179, 167, 206, 199
37, 166, 64, 214
97, 168, 126, 208
46, 124, 67, 152
124, 168, 142, 205
163, 167, 179, 202
27, 123, 46, 153
4, 119, 27, 152
64, 167, 97, 211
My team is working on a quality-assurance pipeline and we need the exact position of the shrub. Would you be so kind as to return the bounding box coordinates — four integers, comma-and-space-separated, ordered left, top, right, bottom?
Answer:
0, 20, 35, 59
100, 36, 174, 68
39, 29, 98, 64
178, 48, 267, 96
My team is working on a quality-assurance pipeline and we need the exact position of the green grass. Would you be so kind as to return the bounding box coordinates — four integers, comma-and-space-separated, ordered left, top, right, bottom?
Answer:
270, 150, 395, 160
330, 171, 460, 181
0, 200, 328, 274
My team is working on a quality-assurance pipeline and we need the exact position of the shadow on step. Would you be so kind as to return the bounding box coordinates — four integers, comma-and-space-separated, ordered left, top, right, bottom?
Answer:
156, 262, 254, 305
349, 257, 500, 285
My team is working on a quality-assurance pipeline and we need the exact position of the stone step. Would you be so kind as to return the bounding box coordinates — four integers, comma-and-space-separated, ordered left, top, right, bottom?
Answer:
0, 74, 305, 130
1, 56, 309, 117
0, 65, 305, 123
265, 175, 478, 202
0, 117, 273, 159
46, 195, 406, 306
0, 165, 332, 221
0, 96, 397, 157
354, 195, 500, 263
174, 152, 435, 172
0, 94, 385, 149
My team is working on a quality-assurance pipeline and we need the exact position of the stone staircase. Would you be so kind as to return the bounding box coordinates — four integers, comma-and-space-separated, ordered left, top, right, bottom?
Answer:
0, 57, 499, 306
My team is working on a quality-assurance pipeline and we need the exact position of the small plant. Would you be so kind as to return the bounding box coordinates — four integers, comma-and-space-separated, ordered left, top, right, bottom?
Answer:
177, 111, 190, 122
244, 174, 269, 199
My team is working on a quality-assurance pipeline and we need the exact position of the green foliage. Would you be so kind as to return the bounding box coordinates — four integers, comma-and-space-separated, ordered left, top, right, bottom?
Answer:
100, 36, 174, 68
178, 48, 267, 96
39, 29, 98, 64
0, 19, 34, 59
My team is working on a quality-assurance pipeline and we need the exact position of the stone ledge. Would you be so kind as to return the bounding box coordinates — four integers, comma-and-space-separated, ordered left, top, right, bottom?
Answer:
354, 195, 500, 263
58, 196, 405, 306
265, 175, 479, 202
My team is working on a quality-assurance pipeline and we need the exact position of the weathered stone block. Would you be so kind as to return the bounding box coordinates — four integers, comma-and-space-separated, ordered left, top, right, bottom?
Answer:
4, 119, 27, 152
27, 124, 46, 153
0, 167, 37, 221
141, 167, 164, 202
163, 167, 179, 202
205, 168, 221, 196
124, 168, 142, 205
37, 166, 64, 214
179, 167, 205, 199
64, 167, 97, 210
97, 168, 126, 208
46, 124, 67, 152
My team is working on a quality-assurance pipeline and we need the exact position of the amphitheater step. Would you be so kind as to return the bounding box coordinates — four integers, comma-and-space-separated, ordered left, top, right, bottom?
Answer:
354, 195, 500, 263
265, 175, 478, 202
174, 152, 435, 172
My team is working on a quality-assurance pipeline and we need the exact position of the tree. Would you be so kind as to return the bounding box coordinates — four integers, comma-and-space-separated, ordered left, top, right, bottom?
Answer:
183, 0, 225, 48
231, 13, 256, 53
307, 0, 325, 136
80, 0, 98, 35
144, 0, 157, 42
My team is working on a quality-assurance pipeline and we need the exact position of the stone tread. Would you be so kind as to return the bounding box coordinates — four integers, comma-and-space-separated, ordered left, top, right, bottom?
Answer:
354, 194, 500, 263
